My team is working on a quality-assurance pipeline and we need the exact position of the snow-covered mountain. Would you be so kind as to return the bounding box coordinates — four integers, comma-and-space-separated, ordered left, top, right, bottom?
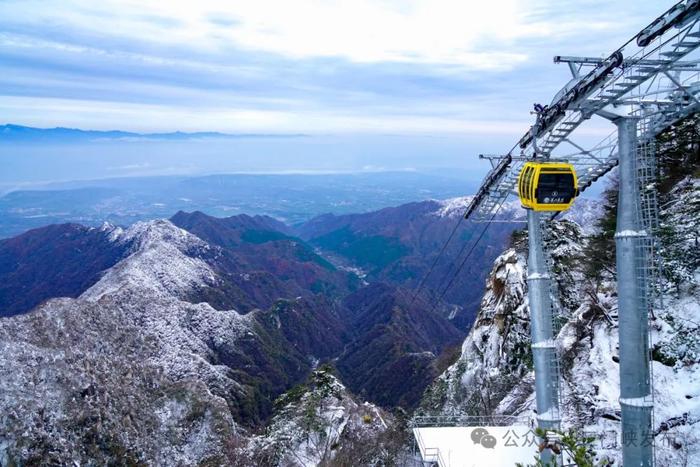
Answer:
2, 218, 398, 464
0, 206, 465, 465
0, 220, 249, 464
560, 197, 606, 234
419, 176, 700, 465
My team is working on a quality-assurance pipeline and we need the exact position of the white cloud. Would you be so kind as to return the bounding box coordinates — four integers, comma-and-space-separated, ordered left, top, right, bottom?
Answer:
0, 0, 678, 134
1, 0, 630, 69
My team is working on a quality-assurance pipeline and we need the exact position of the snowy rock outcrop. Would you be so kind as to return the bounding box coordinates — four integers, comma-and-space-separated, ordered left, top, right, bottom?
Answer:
419, 221, 586, 418
420, 176, 700, 465
235, 368, 409, 466
420, 247, 531, 415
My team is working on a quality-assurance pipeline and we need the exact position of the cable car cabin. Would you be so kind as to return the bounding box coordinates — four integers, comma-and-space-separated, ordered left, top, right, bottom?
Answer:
518, 162, 578, 212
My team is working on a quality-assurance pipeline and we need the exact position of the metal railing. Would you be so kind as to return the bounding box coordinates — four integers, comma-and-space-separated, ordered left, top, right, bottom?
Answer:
413, 425, 447, 467
411, 414, 531, 428
542, 219, 563, 426
635, 112, 662, 465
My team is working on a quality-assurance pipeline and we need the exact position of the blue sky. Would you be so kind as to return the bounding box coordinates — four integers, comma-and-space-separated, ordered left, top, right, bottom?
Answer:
0, 0, 677, 183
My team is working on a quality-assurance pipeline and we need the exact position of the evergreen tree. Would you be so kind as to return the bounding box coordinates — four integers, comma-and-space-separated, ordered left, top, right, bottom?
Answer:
655, 113, 700, 292
583, 112, 700, 285
583, 173, 618, 283
516, 428, 612, 467
656, 113, 700, 195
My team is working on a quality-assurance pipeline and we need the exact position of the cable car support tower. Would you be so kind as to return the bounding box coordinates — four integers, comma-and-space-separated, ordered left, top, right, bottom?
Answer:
463, 1, 700, 465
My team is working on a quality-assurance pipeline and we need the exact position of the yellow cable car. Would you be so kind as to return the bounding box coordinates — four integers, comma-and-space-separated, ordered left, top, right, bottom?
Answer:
517, 162, 578, 212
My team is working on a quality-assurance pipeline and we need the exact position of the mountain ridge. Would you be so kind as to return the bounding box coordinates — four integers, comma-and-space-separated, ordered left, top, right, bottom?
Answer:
0, 123, 307, 142
0, 202, 472, 464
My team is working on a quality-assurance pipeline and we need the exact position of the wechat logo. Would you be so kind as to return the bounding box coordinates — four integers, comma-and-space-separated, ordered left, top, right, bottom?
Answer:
471, 427, 497, 449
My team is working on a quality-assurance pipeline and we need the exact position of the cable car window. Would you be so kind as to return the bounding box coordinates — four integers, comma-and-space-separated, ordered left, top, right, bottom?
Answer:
537, 173, 575, 204
527, 167, 536, 200
523, 167, 534, 200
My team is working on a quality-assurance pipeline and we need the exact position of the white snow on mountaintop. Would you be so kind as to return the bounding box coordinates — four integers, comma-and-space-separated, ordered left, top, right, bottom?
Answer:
435, 195, 603, 229
562, 276, 700, 466
435, 196, 524, 219
435, 196, 474, 218
0, 219, 256, 465
76, 220, 252, 389
83, 219, 218, 302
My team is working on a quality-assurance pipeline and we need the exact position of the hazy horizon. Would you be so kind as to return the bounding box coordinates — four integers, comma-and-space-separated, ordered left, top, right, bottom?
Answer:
0, 130, 501, 188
